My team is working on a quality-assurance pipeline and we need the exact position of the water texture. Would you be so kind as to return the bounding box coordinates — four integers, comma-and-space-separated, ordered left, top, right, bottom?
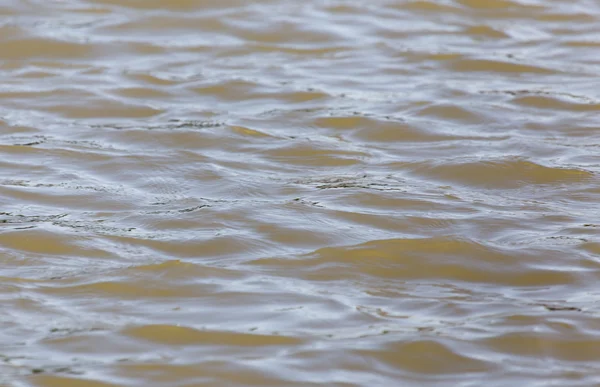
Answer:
1, 0, 600, 385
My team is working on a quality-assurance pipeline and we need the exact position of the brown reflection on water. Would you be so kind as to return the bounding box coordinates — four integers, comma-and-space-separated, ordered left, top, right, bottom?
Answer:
1, 0, 600, 385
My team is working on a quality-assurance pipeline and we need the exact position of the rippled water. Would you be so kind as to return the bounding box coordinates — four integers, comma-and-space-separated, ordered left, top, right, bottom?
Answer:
1, 0, 600, 385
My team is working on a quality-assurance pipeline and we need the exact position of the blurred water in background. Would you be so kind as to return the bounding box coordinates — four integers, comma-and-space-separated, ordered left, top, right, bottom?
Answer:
1, 0, 600, 385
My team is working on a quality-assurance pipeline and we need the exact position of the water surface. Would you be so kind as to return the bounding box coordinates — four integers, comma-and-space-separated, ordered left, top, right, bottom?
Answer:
1, 0, 600, 386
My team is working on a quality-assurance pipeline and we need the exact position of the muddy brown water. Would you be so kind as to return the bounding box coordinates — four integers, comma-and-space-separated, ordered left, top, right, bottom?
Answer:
1, 0, 600, 386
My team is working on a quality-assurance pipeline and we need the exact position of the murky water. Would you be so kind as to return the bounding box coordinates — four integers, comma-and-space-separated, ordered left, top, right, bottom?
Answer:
1, 0, 599, 385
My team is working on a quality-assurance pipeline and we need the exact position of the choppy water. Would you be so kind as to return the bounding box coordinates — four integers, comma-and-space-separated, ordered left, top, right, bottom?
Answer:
1, 0, 600, 385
